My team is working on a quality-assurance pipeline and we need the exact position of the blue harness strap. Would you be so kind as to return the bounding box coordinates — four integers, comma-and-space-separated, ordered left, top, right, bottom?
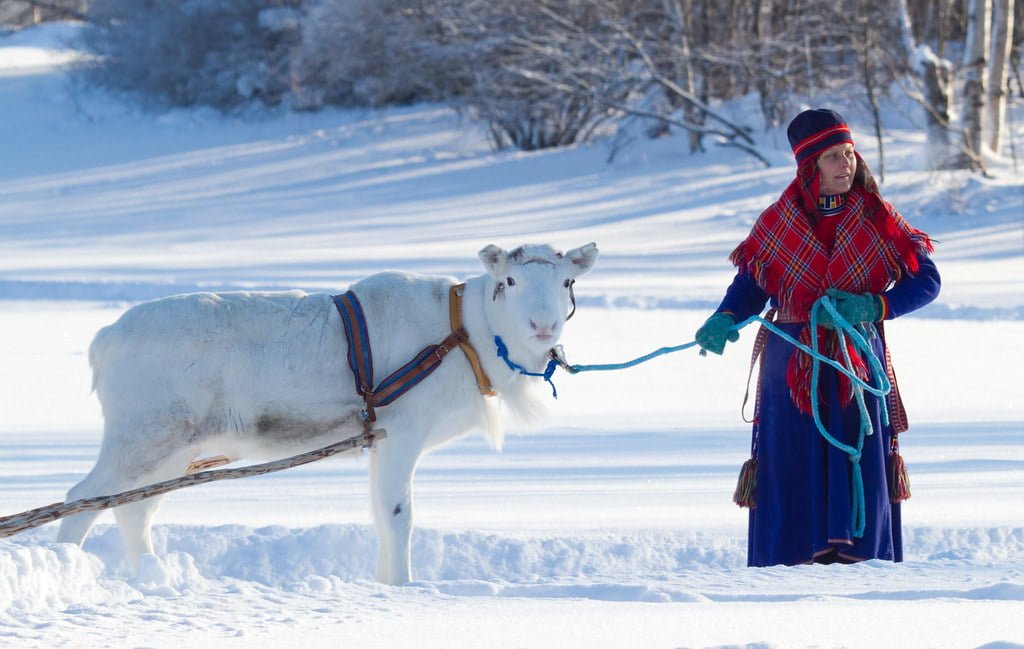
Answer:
333, 292, 374, 397
332, 290, 469, 422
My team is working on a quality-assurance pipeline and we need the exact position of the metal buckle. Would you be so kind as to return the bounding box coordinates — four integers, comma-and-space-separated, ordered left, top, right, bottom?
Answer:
549, 345, 574, 372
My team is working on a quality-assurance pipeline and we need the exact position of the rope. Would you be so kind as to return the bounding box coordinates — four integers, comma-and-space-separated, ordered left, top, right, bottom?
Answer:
494, 336, 560, 397
562, 340, 701, 373
0, 298, 886, 541
805, 298, 888, 537
556, 295, 891, 538
563, 296, 890, 398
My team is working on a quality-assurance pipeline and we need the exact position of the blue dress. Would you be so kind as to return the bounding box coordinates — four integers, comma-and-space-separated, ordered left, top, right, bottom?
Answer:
717, 255, 940, 565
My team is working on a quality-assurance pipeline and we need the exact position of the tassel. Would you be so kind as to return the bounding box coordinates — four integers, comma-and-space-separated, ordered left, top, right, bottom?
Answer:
889, 450, 911, 503
786, 336, 814, 416
733, 457, 757, 508
841, 338, 870, 405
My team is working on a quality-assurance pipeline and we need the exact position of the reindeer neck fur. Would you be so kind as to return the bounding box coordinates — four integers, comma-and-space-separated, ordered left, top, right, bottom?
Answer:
458, 275, 549, 428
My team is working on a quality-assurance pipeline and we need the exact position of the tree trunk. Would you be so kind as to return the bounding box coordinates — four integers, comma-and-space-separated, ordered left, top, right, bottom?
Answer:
661, 0, 704, 153
755, 0, 780, 127
897, 0, 957, 170
679, 1, 704, 153
859, 19, 886, 183
960, 0, 991, 168
921, 56, 956, 168
986, 0, 1015, 152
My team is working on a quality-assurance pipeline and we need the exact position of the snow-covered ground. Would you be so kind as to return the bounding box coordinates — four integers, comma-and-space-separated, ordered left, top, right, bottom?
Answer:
1, 23, 1023, 649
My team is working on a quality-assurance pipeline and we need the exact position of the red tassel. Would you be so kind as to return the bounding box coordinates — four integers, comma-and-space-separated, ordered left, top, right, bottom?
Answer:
786, 329, 875, 416
838, 338, 870, 407
733, 457, 757, 508
889, 450, 911, 503
786, 334, 814, 416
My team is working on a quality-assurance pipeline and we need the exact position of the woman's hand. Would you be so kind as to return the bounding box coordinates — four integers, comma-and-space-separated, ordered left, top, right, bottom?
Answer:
695, 312, 739, 355
817, 289, 882, 330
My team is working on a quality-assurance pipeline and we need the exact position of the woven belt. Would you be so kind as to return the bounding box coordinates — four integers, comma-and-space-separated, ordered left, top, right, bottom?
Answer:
773, 309, 808, 323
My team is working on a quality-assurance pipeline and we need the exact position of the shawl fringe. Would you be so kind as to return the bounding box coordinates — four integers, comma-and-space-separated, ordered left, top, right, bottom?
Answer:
731, 154, 931, 414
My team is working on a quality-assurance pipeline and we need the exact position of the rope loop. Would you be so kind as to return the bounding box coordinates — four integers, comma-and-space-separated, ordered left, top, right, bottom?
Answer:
554, 294, 892, 538
494, 335, 560, 398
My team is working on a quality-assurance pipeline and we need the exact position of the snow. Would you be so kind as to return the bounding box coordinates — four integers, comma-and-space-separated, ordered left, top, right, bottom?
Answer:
2, 22, 1024, 649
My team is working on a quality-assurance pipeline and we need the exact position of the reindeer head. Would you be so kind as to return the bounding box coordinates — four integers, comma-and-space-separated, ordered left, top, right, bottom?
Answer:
478, 243, 598, 368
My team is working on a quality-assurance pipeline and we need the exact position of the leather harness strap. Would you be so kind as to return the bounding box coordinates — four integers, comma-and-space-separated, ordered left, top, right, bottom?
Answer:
332, 284, 495, 425
449, 283, 497, 396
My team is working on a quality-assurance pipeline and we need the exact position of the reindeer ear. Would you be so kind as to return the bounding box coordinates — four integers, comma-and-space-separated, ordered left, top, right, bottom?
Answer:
478, 244, 507, 276
564, 242, 599, 277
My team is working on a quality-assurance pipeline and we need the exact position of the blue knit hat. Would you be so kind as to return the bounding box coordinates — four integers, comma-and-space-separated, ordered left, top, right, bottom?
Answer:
787, 109, 854, 164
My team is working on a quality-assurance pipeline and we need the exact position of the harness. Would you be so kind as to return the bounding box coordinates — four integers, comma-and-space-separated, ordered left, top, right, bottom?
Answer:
332, 283, 495, 433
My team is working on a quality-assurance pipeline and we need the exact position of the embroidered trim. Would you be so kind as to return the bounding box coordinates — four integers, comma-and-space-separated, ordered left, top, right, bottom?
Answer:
818, 193, 846, 216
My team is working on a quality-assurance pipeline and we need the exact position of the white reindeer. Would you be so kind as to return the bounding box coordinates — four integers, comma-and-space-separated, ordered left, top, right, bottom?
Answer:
56, 242, 598, 585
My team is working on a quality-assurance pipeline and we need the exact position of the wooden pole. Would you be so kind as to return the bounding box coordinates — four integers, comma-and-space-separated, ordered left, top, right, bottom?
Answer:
0, 429, 385, 539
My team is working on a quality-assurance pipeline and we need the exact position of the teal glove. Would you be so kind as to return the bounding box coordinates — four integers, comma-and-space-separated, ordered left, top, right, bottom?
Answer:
817, 289, 882, 330
695, 312, 739, 355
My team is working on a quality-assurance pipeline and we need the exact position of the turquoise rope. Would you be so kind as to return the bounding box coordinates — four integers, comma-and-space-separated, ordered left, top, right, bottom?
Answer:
805, 298, 890, 538
562, 295, 891, 538
565, 340, 702, 373
565, 297, 889, 395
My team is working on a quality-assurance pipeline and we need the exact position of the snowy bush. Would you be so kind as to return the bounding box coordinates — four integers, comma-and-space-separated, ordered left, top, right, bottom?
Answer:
288, 0, 469, 110
71, 0, 1022, 161
441, 0, 625, 151
80, 0, 301, 109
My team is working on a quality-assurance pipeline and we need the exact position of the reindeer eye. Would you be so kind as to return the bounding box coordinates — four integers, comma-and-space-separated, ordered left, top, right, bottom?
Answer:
506, 277, 515, 286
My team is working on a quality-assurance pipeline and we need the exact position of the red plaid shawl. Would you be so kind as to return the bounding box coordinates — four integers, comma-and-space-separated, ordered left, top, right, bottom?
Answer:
730, 155, 933, 413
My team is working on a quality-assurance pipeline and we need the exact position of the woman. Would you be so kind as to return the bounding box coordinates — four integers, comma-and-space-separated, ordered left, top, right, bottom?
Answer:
695, 108, 940, 566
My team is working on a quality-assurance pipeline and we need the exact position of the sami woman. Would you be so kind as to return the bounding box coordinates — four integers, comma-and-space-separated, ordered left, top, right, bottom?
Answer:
695, 108, 940, 566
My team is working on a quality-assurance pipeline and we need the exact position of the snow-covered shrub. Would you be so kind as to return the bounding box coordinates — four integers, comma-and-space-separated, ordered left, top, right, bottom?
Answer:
447, 0, 628, 151
290, 0, 620, 150
288, 0, 468, 110
80, 0, 301, 109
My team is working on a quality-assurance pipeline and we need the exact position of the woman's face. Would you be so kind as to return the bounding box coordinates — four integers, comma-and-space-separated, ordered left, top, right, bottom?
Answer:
817, 143, 857, 195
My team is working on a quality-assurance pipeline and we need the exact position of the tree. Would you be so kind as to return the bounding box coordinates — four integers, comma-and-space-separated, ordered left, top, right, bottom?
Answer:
895, 0, 1020, 172
897, 0, 967, 170
68, 0, 1019, 169
961, 0, 992, 169
0, 0, 87, 27
987, 0, 1017, 152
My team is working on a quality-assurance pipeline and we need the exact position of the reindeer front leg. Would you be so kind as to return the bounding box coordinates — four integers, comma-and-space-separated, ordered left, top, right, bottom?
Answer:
369, 438, 420, 585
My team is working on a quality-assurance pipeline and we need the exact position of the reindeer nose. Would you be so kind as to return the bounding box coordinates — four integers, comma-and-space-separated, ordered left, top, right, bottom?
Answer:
530, 319, 559, 334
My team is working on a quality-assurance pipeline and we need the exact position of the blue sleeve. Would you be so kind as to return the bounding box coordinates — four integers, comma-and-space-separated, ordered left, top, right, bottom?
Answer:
881, 254, 941, 319
716, 272, 770, 322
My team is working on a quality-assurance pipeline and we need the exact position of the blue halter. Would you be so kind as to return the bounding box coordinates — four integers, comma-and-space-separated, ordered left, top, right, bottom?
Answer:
493, 336, 560, 398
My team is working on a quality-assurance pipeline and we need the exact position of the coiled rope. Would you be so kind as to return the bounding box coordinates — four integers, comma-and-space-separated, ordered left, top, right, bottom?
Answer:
497, 295, 892, 538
